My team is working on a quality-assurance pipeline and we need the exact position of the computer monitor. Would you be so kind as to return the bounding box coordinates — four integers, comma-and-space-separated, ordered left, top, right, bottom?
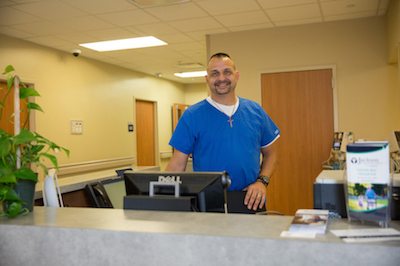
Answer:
388, 130, 400, 153
123, 171, 231, 213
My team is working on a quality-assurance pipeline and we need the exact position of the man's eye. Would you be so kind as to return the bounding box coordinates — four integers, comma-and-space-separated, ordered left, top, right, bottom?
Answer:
212, 72, 219, 76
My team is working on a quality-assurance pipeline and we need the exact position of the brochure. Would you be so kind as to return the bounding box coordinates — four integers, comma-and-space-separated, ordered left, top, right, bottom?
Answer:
288, 209, 329, 234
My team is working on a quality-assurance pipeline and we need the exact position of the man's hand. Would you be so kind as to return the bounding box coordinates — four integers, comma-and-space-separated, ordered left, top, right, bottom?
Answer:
243, 181, 267, 211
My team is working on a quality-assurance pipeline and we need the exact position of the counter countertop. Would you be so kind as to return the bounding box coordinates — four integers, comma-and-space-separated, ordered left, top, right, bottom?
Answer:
1, 207, 399, 266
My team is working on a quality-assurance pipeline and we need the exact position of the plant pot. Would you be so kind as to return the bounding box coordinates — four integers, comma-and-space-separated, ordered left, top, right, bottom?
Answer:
5, 179, 37, 212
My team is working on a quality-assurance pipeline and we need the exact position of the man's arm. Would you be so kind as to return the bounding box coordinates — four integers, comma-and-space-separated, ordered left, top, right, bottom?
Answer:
165, 149, 190, 171
243, 143, 278, 210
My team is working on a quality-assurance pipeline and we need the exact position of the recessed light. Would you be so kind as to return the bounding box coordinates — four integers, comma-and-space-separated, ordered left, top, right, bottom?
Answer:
80, 36, 167, 52
174, 71, 207, 78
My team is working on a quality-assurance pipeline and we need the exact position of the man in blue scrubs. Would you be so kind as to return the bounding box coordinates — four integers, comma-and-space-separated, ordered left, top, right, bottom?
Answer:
166, 53, 280, 211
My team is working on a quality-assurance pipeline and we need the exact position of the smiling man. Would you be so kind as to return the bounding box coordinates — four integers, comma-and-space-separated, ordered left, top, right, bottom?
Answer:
165, 53, 281, 211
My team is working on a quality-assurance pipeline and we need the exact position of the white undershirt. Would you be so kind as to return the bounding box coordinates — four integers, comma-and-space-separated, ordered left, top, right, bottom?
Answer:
206, 96, 239, 117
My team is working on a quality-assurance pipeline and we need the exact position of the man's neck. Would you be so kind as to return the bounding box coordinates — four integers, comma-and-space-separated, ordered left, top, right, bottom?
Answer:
211, 94, 237, 106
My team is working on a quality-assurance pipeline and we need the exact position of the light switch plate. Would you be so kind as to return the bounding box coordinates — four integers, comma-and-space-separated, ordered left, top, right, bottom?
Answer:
71, 120, 83, 135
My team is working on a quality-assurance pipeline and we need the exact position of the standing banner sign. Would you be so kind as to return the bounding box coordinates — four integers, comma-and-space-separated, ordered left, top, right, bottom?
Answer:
345, 142, 392, 227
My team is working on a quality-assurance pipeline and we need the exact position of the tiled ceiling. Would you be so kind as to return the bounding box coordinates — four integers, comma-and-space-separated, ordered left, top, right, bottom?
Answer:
0, 0, 390, 84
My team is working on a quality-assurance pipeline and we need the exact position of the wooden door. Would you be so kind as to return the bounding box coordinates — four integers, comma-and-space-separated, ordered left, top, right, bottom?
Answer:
0, 81, 29, 134
173, 103, 190, 130
136, 100, 155, 166
261, 69, 334, 215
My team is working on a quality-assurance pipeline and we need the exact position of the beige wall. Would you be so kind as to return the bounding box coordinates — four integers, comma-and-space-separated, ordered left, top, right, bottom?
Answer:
387, 0, 400, 63
208, 16, 400, 141
184, 83, 208, 105
0, 34, 187, 176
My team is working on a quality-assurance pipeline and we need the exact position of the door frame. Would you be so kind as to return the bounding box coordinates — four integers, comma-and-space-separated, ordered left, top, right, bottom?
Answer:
258, 64, 338, 131
0, 76, 37, 173
133, 97, 159, 167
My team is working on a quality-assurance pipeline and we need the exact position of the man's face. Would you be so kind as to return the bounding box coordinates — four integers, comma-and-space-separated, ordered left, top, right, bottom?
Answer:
205, 57, 239, 96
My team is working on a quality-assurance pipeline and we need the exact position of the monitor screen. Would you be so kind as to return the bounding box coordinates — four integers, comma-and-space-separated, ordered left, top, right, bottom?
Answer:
102, 178, 125, 209
123, 171, 231, 213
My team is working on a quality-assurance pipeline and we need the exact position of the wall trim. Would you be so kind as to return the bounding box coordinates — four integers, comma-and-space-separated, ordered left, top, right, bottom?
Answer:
56, 156, 135, 176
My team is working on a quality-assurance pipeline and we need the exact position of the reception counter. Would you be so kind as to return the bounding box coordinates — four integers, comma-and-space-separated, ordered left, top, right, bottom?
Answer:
1, 207, 399, 265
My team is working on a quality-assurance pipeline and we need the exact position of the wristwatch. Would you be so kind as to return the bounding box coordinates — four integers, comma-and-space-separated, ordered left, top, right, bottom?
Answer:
257, 175, 270, 187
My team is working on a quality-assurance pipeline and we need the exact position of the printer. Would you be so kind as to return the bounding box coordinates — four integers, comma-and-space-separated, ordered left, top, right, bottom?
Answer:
314, 170, 400, 220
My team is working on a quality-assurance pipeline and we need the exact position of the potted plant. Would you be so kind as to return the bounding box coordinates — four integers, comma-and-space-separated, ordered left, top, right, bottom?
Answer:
0, 65, 69, 217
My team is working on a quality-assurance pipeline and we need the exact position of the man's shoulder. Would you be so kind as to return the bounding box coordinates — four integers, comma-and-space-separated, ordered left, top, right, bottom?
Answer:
239, 97, 263, 110
186, 99, 210, 112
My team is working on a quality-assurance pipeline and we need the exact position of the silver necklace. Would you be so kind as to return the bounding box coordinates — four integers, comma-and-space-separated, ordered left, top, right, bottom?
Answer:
211, 98, 237, 128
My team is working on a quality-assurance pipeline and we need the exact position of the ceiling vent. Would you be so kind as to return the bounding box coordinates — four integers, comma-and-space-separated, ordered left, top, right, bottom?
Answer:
174, 62, 204, 69
127, 0, 188, 8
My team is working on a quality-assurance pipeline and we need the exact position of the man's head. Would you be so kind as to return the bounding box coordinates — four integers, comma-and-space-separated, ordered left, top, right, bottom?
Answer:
206, 53, 239, 97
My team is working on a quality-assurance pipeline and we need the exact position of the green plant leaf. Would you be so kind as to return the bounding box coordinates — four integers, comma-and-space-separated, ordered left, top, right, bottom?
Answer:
20, 87, 40, 99
5, 187, 24, 203
0, 136, 11, 157
27, 102, 44, 112
7, 202, 22, 217
2, 65, 15, 75
13, 129, 36, 145
61, 147, 70, 157
0, 168, 17, 183
35, 161, 49, 175
40, 153, 59, 170
0, 185, 10, 201
15, 167, 37, 181
7, 75, 14, 90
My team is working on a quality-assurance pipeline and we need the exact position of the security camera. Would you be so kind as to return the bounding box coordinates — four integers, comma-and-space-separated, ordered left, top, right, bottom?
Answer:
71, 48, 81, 57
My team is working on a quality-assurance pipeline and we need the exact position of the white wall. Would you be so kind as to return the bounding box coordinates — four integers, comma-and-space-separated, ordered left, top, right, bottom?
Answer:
209, 16, 400, 141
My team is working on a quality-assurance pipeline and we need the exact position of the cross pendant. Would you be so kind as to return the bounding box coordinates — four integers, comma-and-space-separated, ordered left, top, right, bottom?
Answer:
227, 117, 233, 127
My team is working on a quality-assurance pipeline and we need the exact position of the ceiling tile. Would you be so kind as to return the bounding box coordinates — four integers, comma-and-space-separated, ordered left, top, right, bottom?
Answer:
135, 23, 180, 35
227, 23, 274, 32
257, 0, 317, 9
97, 9, 160, 27
195, 0, 260, 16
168, 41, 205, 52
144, 2, 208, 21
274, 17, 323, 27
324, 11, 377, 22
265, 3, 321, 22
0, 26, 35, 38
0, 0, 389, 84
12, 0, 87, 20
0, 6, 42, 26
84, 28, 138, 40
184, 28, 229, 41
64, 0, 138, 14
12, 21, 74, 36
168, 17, 224, 32
321, 0, 380, 16
55, 32, 102, 44
0, 1, 16, 7
54, 16, 116, 32
214, 11, 271, 27
156, 33, 195, 43
25, 35, 73, 47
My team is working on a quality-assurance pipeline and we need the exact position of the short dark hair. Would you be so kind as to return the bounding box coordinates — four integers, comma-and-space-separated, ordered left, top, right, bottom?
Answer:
208, 53, 231, 62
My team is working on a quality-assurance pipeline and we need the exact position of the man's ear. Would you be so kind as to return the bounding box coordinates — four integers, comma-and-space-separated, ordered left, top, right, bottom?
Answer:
236, 70, 240, 81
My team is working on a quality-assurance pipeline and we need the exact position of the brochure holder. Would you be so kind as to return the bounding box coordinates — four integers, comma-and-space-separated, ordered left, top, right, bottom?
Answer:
343, 142, 392, 228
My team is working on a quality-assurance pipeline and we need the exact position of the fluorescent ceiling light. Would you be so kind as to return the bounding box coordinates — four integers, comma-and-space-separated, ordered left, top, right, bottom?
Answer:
174, 71, 207, 78
80, 36, 167, 52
